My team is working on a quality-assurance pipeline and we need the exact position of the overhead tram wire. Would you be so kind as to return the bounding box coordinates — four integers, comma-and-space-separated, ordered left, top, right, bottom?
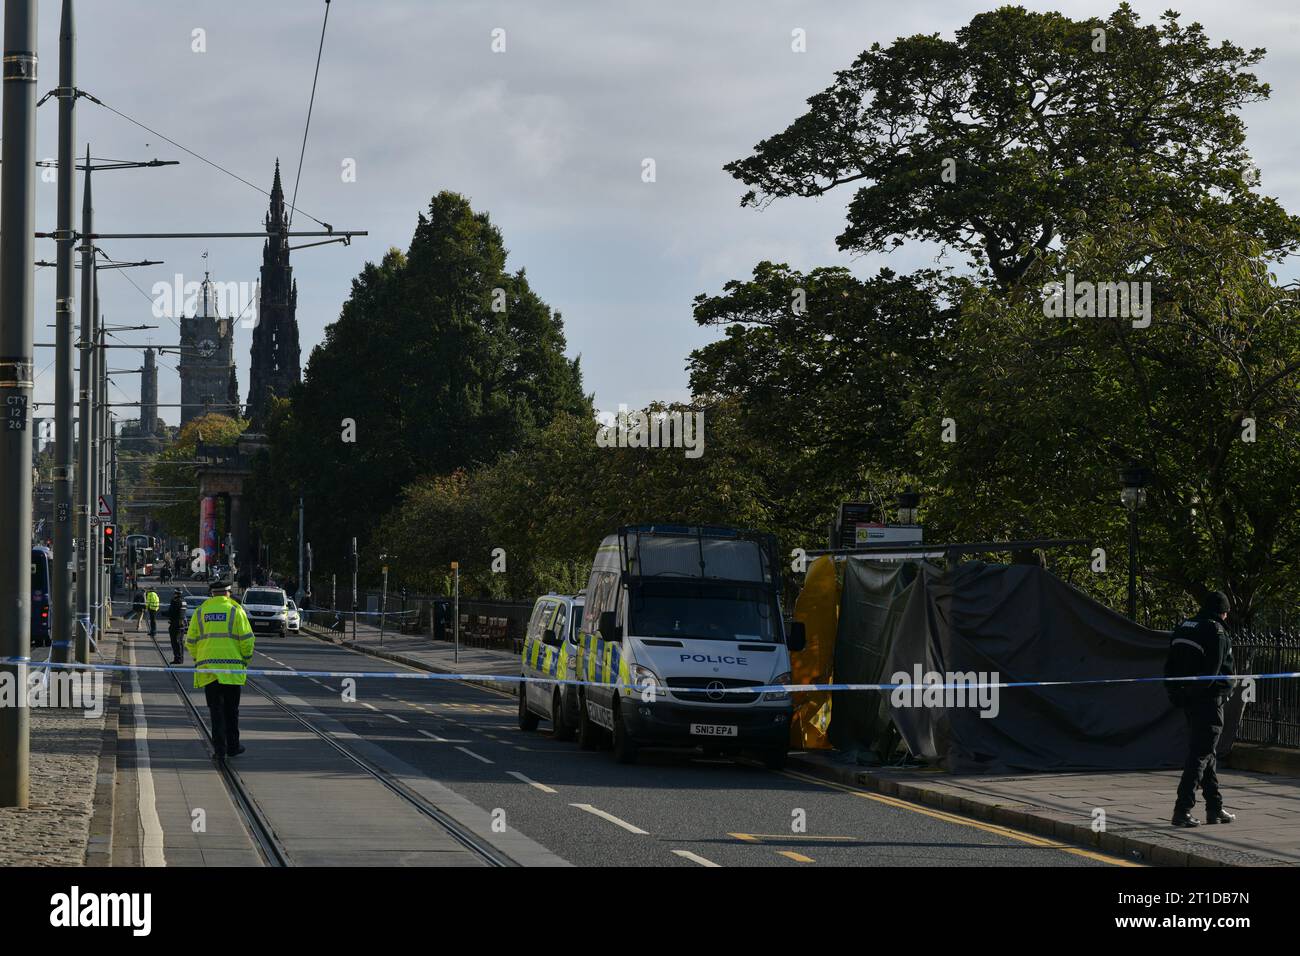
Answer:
81, 92, 334, 232
104, 331, 181, 376
98, 248, 180, 333
288, 0, 334, 233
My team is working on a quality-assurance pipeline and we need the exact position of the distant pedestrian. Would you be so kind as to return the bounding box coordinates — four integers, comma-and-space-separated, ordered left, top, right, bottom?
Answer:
132, 589, 146, 631
1166, 590, 1236, 828
167, 590, 185, 664
145, 588, 160, 637
186, 579, 255, 760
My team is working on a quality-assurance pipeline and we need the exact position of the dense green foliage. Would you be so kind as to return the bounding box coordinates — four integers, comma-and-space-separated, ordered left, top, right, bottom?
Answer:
143, 413, 247, 543
247, 6, 1300, 626
248, 192, 590, 580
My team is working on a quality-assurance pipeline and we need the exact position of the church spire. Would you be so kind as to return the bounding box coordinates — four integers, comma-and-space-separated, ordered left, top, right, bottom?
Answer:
266, 158, 286, 231
248, 159, 301, 427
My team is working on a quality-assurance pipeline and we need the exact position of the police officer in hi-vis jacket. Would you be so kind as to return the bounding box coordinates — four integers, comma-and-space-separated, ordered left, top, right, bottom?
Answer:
186, 579, 255, 759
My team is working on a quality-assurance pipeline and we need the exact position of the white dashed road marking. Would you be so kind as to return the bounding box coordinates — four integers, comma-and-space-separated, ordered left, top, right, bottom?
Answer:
570, 803, 648, 834
672, 850, 720, 867
507, 771, 557, 794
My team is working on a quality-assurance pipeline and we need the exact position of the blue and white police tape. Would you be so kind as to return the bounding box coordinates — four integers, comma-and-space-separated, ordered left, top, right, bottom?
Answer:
0, 656, 1296, 695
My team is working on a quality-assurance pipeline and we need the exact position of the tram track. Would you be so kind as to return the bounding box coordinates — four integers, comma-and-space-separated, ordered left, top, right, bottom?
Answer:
142, 628, 511, 867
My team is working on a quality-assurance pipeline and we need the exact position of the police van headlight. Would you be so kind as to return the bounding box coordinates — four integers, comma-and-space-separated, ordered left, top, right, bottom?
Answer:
630, 664, 660, 692
764, 672, 792, 701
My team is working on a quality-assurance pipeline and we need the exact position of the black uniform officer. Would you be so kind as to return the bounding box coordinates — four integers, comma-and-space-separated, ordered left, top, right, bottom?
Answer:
1169, 591, 1236, 828
167, 590, 185, 664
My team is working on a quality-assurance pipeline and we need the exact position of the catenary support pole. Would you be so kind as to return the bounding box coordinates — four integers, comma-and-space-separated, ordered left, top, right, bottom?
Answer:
0, 0, 39, 809
75, 147, 93, 663
51, 0, 77, 665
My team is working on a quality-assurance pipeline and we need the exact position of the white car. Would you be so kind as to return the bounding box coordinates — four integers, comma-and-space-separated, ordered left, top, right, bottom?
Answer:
241, 587, 289, 637
182, 594, 206, 629
286, 599, 302, 633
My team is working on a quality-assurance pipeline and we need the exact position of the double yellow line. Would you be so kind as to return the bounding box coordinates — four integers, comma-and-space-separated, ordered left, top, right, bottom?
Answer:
779, 768, 1141, 867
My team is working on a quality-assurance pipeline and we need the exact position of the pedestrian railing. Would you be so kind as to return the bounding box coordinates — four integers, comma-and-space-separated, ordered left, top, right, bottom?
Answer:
1230, 627, 1300, 748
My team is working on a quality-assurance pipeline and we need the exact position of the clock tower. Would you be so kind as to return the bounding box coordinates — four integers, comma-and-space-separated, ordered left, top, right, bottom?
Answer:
178, 272, 237, 425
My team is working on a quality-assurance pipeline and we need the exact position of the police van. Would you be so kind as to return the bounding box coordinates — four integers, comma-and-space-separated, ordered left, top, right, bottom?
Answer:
573, 525, 805, 768
517, 592, 585, 739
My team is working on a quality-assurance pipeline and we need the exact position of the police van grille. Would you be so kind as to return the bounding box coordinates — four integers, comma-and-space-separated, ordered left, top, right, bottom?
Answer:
667, 677, 763, 704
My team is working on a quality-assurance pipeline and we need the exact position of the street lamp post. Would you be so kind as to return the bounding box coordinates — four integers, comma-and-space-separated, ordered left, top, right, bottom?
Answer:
378, 553, 388, 646
452, 561, 460, 666
1121, 462, 1149, 621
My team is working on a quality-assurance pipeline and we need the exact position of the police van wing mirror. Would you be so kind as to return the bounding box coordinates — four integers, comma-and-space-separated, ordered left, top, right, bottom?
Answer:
542, 627, 559, 647
599, 610, 621, 642
787, 621, 807, 653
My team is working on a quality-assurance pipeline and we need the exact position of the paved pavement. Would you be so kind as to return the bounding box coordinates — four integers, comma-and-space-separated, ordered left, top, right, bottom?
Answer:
320, 617, 1300, 867
0, 634, 115, 866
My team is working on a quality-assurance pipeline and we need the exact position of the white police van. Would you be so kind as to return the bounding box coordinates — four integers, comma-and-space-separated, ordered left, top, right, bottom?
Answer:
517, 593, 585, 739
573, 525, 805, 768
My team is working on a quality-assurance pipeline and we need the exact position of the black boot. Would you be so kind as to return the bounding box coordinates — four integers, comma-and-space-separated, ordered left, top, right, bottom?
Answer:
1171, 811, 1200, 828
1205, 808, 1236, 824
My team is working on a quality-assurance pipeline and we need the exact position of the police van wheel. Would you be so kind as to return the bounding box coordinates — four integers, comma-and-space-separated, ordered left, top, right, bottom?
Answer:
552, 691, 575, 741
611, 701, 638, 765
518, 679, 539, 732
577, 693, 599, 750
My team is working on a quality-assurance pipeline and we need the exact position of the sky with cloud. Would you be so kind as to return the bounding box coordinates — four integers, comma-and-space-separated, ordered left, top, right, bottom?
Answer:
27, 0, 1300, 432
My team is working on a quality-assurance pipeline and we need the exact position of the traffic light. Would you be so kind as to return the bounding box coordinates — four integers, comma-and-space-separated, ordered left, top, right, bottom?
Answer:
102, 524, 116, 565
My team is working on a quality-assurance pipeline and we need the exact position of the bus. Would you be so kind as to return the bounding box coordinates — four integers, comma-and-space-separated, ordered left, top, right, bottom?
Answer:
125, 533, 155, 575
31, 545, 51, 647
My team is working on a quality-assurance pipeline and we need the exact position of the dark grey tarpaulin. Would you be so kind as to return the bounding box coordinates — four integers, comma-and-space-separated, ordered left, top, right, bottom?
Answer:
832, 559, 1240, 772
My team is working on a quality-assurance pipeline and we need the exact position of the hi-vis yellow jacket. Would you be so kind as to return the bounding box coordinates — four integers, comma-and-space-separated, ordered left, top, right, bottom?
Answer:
185, 595, 255, 688
145, 591, 160, 611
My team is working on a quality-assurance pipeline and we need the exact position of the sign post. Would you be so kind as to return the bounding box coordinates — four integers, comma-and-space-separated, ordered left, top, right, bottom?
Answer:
451, 561, 459, 665
379, 559, 389, 646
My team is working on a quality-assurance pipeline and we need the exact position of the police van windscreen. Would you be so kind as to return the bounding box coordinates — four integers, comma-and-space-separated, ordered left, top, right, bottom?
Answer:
629, 582, 780, 643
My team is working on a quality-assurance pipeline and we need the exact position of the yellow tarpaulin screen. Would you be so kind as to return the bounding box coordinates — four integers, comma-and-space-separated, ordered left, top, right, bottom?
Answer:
790, 555, 840, 749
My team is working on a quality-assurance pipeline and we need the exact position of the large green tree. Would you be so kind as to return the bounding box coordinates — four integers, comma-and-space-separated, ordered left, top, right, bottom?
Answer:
373, 402, 776, 600
697, 4, 1300, 622
689, 262, 951, 544
252, 192, 590, 578
913, 210, 1300, 623
726, 4, 1297, 286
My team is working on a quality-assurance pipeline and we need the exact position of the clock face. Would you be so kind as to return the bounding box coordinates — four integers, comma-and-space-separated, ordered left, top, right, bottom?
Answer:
197, 338, 217, 358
